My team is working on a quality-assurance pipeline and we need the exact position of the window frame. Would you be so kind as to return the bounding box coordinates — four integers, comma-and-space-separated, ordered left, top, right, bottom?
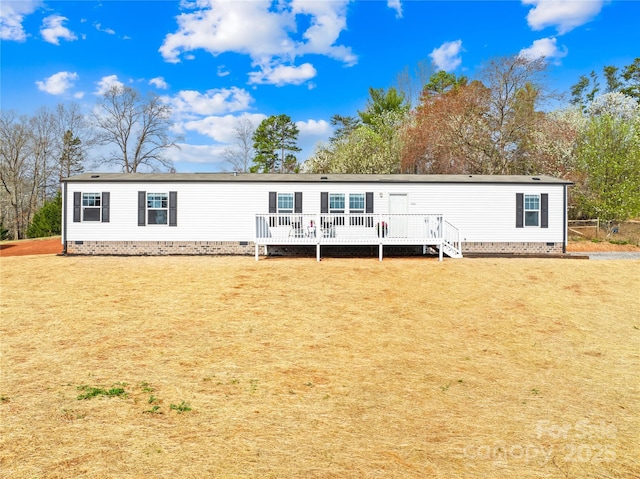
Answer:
277, 193, 294, 214
147, 192, 169, 225
349, 193, 365, 213
524, 194, 540, 227
82, 192, 101, 222
329, 193, 345, 213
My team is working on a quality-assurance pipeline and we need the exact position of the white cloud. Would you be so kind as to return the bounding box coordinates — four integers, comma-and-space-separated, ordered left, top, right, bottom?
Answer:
41, 14, 77, 45
429, 40, 463, 72
248, 63, 317, 86
159, 0, 356, 85
519, 37, 568, 64
523, 0, 604, 35
95, 75, 124, 95
160, 1, 296, 64
149, 76, 169, 89
387, 0, 403, 19
94, 22, 115, 35
1, 0, 43, 41
164, 143, 229, 168
35, 71, 78, 95
296, 119, 331, 137
181, 113, 266, 143
168, 87, 254, 117
217, 65, 230, 77
290, 0, 357, 65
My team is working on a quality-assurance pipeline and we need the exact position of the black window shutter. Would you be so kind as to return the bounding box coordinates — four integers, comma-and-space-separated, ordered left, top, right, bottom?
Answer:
320, 192, 328, 213
101, 192, 110, 223
169, 191, 177, 227
294, 192, 302, 213
365, 192, 374, 213
73, 192, 81, 222
541, 193, 548, 228
516, 193, 524, 228
138, 191, 146, 226
269, 192, 277, 213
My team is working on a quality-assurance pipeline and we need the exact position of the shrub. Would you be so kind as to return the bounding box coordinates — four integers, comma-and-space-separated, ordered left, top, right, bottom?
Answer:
27, 191, 62, 238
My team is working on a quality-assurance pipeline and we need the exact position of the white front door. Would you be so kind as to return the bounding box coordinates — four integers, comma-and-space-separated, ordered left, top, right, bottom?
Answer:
389, 194, 408, 237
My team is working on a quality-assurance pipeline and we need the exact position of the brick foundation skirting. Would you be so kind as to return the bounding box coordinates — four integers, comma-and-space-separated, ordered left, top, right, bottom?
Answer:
65, 241, 255, 256
462, 241, 564, 254
65, 240, 564, 256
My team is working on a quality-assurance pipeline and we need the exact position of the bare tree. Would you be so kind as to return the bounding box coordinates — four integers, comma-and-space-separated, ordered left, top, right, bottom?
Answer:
222, 117, 255, 172
29, 107, 59, 204
395, 59, 435, 108
0, 109, 59, 239
93, 86, 181, 172
0, 111, 32, 239
478, 55, 551, 174
55, 102, 93, 180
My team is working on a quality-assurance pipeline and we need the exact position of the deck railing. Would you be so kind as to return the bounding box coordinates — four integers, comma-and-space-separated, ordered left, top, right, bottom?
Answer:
255, 213, 462, 259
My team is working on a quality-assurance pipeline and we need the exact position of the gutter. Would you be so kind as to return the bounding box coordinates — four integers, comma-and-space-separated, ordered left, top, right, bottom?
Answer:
61, 180, 68, 255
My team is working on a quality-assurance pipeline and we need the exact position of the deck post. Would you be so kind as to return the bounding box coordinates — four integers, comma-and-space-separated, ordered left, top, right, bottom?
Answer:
379, 243, 383, 261
439, 241, 443, 262
316, 243, 321, 262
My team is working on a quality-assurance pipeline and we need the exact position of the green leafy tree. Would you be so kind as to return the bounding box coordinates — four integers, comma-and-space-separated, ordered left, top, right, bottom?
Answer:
572, 113, 640, 222
306, 110, 404, 174
27, 190, 62, 238
571, 58, 640, 109
423, 70, 468, 96
621, 58, 640, 100
251, 115, 301, 173
357, 87, 409, 129
329, 114, 360, 143
0, 221, 8, 240
571, 71, 600, 111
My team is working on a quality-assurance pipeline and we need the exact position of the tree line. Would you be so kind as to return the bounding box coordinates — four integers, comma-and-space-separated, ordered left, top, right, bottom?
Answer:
1, 55, 639, 240
1, 86, 181, 239
303, 55, 640, 224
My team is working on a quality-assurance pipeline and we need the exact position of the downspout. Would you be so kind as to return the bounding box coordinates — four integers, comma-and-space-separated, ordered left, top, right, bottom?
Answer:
563, 184, 567, 254
61, 180, 68, 255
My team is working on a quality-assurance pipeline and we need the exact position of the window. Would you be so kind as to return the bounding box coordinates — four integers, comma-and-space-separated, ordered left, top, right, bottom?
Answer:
138, 191, 176, 226
349, 193, 366, 226
524, 194, 540, 226
277, 193, 294, 213
349, 194, 365, 212
329, 193, 345, 225
74, 192, 109, 223
147, 193, 168, 225
82, 193, 101, 221
329, 193, 345, 212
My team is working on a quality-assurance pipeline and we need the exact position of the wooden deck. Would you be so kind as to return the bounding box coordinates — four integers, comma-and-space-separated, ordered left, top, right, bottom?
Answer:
255, 213, 462, 261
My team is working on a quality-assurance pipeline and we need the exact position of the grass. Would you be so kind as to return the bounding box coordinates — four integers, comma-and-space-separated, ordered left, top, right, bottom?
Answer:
1, 255, 639, 478
76, 384, 128, 400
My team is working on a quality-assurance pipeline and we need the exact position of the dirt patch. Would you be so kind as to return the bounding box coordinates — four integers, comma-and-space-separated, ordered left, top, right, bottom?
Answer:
566, 240, 640, 252
0, 237, 62, 257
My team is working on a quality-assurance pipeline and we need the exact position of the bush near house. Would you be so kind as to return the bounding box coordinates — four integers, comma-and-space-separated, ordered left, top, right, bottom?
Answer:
27, 191, 62, 238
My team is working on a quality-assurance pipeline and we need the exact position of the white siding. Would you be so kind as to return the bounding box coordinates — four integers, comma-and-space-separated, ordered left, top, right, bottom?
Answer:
64, 181, 566, 244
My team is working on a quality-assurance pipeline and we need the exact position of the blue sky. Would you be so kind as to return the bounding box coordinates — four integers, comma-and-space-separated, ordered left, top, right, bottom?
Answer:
1, 0, 638, 172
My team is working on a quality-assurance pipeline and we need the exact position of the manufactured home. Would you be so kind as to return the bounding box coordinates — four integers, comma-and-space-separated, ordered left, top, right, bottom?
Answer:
60, 173, 572, 260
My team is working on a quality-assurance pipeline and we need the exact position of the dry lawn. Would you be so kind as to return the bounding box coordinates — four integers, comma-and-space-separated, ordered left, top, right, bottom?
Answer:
1, 255, 639, 478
